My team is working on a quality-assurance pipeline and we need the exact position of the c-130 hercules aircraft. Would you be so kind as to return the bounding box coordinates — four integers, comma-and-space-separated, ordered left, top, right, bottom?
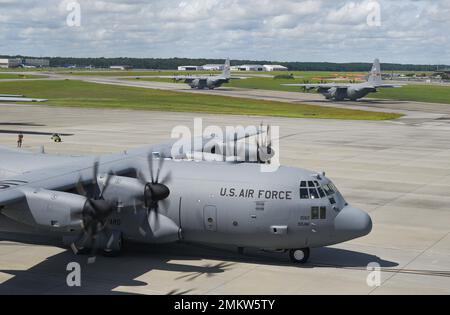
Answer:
284, 59, 402, 101
0, 127, 372, 264
174, 59, 236, 90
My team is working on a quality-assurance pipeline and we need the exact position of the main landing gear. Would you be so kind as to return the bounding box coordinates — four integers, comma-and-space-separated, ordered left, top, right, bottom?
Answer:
289, 248, 310, 264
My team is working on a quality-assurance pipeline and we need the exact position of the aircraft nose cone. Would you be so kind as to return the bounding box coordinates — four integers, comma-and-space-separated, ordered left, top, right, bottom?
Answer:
334, 206, 372, 240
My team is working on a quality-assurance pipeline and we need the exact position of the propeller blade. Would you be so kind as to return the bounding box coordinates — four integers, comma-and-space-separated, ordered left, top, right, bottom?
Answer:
87, 221, 102, 264
136, 169, 147, 185
75, 178, 87, 197
92, 160, 100, 185
160, 171, 172, 186
154, 203, 160, 230
160, 198, 171, 212
70, 230, 88, 255
139, 209, 150, 236
148, 154, 155, 184
155, 157, 165, 183
99, 171, 114, 199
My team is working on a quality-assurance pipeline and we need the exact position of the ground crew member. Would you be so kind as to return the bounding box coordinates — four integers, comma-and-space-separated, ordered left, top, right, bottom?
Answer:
17, 133, 24, 148
51, 133, 62, 143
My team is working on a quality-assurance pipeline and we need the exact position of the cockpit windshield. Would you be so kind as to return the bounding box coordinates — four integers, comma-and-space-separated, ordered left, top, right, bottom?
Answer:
300, 180, 338, 200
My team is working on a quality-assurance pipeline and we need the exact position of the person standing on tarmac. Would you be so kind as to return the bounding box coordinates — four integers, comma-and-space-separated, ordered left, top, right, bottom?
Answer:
17, 133, 24, 148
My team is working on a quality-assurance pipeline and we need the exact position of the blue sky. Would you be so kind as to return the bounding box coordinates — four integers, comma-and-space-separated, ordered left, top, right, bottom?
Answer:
0, 0, 449, 64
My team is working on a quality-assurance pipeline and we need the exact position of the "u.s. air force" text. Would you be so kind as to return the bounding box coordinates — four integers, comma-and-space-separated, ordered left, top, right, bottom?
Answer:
220, 188, 292, 200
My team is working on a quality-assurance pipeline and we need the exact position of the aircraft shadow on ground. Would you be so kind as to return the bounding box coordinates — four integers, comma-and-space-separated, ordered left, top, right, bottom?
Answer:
0, 130, 74, 136
0, 232, 398, 294
297, 99, 408, 106
0, 122, 47, 127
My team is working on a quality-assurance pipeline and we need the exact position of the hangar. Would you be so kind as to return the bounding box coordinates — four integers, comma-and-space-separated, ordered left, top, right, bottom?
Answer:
263, 64, 288, 72
202, 64, 225, 71
0, 58, 22, 68
232, 65, 265, 71
178, 65, 203, 71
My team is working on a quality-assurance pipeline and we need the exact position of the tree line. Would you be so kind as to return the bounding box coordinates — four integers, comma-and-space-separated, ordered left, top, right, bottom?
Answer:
1, 55, 447, 72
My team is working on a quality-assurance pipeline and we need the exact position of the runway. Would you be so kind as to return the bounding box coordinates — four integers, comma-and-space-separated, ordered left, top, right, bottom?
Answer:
1, 100, 450, 294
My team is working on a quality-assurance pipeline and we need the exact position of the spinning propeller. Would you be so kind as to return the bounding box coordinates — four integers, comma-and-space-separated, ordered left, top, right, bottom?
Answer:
136, 154, 172, 236
71, 161, 115, 264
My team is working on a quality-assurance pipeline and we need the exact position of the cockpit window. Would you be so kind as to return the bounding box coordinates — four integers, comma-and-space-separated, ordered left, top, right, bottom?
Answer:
300, 180, 325, 199
300, 180, 339, 200
309, 188, 319, 199
322, 184, 335, 196
300, 188, 309, 199
317, 187, 326, 198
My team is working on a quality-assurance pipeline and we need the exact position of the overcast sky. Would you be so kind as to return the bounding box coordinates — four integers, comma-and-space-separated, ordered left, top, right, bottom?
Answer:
0, 0, 449, 64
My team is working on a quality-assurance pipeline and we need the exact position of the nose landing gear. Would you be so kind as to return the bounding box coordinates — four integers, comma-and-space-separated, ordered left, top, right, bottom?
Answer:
289, 248, 310, 264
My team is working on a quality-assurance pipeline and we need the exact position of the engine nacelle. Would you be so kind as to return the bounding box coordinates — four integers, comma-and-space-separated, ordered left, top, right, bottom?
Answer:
207, 78, 216, 89
3, 188, 86, 230
98, 175, 146, 209
347, 87, 377, 100
190, 79, 200, 88
202, 142, 274, 163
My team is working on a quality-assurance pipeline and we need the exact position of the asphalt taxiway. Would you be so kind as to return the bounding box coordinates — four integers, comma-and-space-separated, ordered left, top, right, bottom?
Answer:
0, 99, 450, 294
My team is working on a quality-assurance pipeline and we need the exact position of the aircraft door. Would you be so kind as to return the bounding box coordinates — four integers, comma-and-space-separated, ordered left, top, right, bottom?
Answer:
203, 205, 217, 232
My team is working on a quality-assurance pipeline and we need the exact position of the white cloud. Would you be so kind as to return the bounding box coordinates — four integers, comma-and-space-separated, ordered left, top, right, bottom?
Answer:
0, 0, 448, 64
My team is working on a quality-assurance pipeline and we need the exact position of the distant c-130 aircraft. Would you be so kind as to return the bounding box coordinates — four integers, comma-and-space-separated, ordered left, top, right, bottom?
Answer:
284, 59, 403, 101
173, 58, 239, 90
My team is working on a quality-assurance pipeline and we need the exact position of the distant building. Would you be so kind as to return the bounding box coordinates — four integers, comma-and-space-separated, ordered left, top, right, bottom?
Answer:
202, 64, 225, 71
232, 65, 265, 71
23, 58, 50, 67
263, 65, 288, 72
110, 65, 132, 70
178, 66, 204, 71
0, 58, 22, 68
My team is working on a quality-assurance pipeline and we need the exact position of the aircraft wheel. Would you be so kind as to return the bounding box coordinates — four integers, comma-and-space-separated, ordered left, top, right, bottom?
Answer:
289, 248, 310, 264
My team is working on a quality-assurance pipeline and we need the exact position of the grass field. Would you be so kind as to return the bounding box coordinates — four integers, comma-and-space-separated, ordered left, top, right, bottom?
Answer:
0, 73, 47, 80
371, 84, 450, 104
0, 80, 401, 120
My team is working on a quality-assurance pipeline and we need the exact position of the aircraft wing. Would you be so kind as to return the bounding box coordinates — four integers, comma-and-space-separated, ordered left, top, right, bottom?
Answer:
373, 83, 404, 88
0, 94, 24, 97
0, 123, 265, 206
174, 75, 208, 81
282, 83, 352, 89
0, 97, 48, 102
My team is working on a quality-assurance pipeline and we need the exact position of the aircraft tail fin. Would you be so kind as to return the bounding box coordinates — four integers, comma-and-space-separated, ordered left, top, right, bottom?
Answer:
221, 58, 231, 78
368, 58, 382, 83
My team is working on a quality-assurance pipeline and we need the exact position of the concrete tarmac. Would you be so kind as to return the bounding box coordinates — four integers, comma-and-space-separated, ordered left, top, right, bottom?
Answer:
0, 101, 450, 294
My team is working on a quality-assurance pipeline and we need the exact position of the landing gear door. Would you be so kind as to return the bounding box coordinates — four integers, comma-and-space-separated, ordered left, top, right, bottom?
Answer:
203, 205, 217, 232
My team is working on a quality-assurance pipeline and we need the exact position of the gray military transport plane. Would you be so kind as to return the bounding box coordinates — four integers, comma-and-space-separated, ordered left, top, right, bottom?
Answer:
283, 59, 402, 101
0, 94, 47, 102
0, 129, 372, 264
174, 59, 236, 89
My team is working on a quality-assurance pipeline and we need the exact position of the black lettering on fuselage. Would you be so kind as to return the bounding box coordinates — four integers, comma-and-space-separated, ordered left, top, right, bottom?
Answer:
220, 188, 292, 200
